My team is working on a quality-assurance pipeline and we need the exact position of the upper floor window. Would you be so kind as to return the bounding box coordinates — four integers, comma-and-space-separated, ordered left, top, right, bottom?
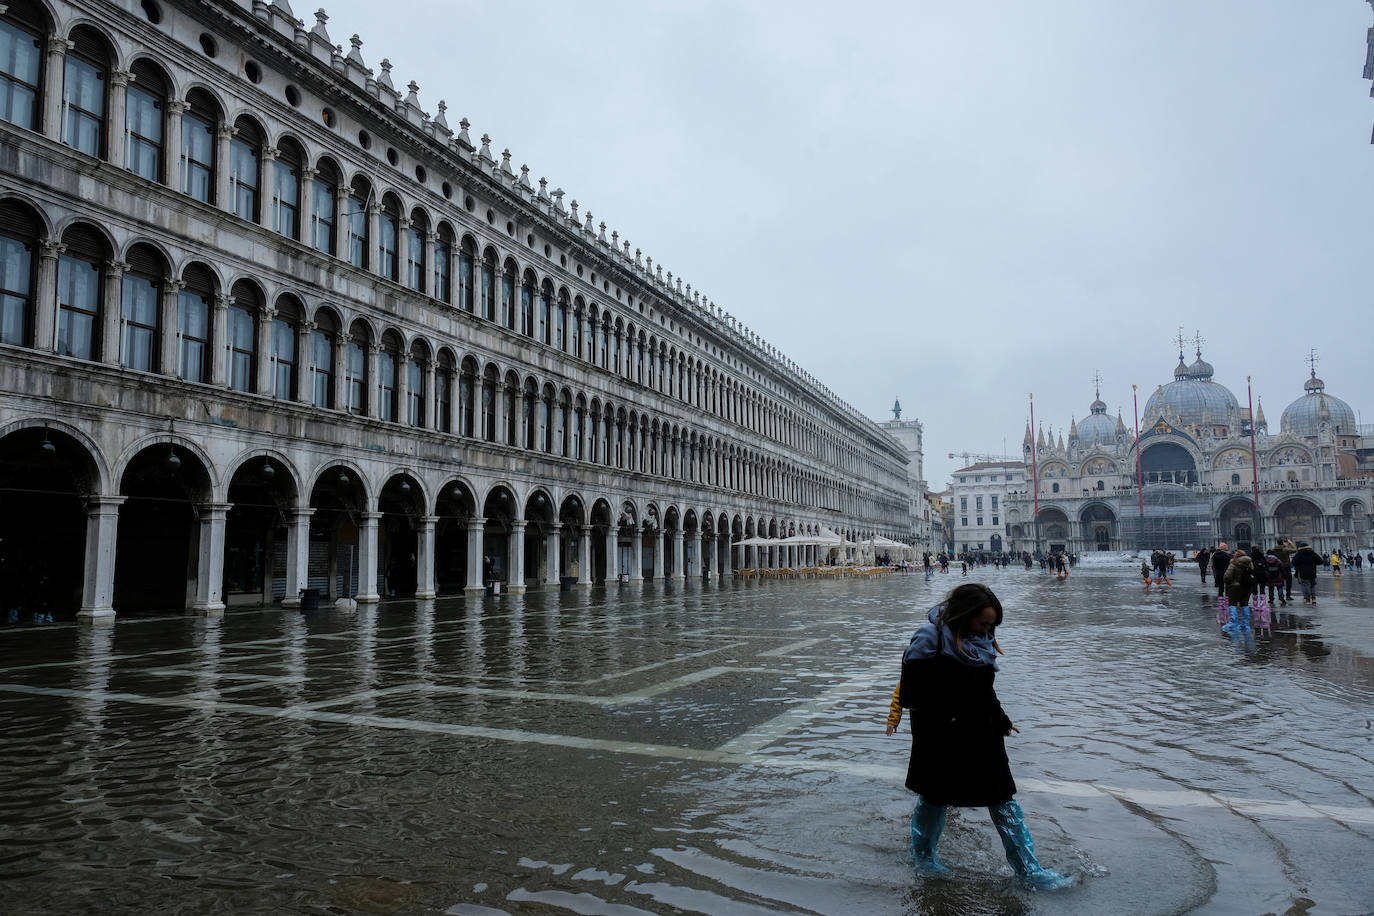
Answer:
177, 263, 214, 382
377, 200, 399, 282
432, 228, 451, 303
0, 200, 38, 347
62, 33, 107, 157
458, 242, 475, 313
229, 119, 263, 221
120, 246, 162, 372
311, 171, 335, 254
344, 334, 366, 415
225, 291, 257, 393
269, 307, 296, 400
0, 12, 42, 131
56, 224, 108, 361
404, 218, 424, 291
180, 89, 217, 203
309, 320, 334, 409
271, 143, 302, 239
345, 178, 369, 269
126, 62, 168, 182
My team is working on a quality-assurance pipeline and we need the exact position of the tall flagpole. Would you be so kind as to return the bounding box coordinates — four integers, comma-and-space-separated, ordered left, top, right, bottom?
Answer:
1133, 384, 1144, 550
1029, 392, 1039, 556
1248, 376, 1261, 537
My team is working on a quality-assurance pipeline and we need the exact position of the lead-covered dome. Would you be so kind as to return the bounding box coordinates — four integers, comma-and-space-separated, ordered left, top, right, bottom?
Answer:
1076, 396, 1117, 448
1144, 350, 1240, 429
1280, 373, 1357, 438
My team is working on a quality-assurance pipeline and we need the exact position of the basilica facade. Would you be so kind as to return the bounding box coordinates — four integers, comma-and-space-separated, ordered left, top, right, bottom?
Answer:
0, 0, 910, 622
1004, 351, 1370, 555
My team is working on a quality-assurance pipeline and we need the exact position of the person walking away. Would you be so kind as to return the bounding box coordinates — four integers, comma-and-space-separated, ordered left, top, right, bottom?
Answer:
1330, 551, 1341, 577
899, 583, 1075, 888
1354, 552, 1363, 572
1275, 538, 1296, 603
1263, 549, 1285, 606
1292, 541, 1320, 604
1195, 548, 1211, 583
1211, 543, 1232, 597
1222, 552, 1255, 634
1141, 559, 1153, 590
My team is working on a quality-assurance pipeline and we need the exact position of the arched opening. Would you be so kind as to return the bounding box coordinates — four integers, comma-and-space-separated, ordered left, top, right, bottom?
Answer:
1037, 508, 1069, 555
378, 473, 423, 598
434, 479, 475, 594
224, 455, 296, 606
616, 500, 639, 580
0, 427, 95, 621
1218, 498, 1259, 551
115, 441, 211, 613
1080, 503, 1116, 552
663, 506, 681, 578
1274, 498, 1322, 544
308, 466, 367, 601
1141, 442, 1197, 486
523, 489, 556, 588
589, 498, 613, 583
481, 486, 515, 585
558, 494, 585, 584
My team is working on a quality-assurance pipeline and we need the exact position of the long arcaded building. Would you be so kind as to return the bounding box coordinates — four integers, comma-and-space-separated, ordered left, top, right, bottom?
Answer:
0, 0, 909, 621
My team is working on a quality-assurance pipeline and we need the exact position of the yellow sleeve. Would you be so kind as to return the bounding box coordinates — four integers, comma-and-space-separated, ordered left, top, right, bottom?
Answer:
886, 683, 903, 728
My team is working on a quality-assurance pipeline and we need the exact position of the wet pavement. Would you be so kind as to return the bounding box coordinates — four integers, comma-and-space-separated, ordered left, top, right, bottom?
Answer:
1, 564, 1372, 915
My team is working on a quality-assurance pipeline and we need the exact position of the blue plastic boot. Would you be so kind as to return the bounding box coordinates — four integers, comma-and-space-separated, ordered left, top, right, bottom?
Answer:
1239, 606, 1251, 631
1221, 606, 1239, 635
989, 801, 1076, 889
910, 797, 951, 874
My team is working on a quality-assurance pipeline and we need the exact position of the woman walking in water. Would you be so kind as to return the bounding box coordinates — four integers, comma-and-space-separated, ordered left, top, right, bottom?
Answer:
899, 583, 1075, 888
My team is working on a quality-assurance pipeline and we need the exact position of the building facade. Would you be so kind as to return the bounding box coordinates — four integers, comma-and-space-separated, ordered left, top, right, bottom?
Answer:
1004, 351, 1371, 555
949, 461, 1026, 556
876, 398, 934, 548
0, 0, 910, 623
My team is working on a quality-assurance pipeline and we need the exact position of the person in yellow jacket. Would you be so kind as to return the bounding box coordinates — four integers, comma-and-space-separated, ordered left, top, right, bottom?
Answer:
1331, 552, 1341, 577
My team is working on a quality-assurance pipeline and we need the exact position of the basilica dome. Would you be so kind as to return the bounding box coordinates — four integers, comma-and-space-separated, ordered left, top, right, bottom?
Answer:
1075, 397, 1117, 448
1143, 350, 1240, 429
1280, 373, 1357, 438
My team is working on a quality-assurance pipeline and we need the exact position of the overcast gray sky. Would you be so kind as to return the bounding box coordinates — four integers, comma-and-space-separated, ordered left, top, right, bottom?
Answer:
315, 0, 1374, 488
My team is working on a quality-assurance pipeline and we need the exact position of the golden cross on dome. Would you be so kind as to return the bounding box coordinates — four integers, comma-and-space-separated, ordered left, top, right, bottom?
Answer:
1307, 349, 1319, 377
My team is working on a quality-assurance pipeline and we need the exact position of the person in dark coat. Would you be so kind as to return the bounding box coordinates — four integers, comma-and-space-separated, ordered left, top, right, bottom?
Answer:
1210, 543, 1232, 597
1195, 548, 1211, 583
899, 583, 1074, 888
1291, 541, 1321, 604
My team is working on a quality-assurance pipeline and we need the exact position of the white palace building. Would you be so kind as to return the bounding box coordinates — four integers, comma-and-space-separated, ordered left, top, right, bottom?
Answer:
0, 0, 909, 622
1003, 350, 1371, 556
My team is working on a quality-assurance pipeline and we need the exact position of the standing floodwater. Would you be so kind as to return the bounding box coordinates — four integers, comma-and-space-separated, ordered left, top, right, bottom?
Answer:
1, 566, 1371, 914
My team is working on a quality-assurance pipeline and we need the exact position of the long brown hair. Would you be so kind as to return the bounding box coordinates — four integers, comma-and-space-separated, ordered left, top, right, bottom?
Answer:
936, 582, 1005, 656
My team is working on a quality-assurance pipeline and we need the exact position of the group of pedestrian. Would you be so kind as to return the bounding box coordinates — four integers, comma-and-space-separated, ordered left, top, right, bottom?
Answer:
1140, 549, 1175, 587
886, 583, 1075, 889
1203, 537, 1327, 619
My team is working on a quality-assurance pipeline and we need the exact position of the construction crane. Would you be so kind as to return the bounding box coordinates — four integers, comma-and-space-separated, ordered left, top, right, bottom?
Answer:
947, 451, 1021, 465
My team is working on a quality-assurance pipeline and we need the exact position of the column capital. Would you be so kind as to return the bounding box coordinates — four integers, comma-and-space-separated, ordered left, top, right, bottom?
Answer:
83, 495, 127, 512
216, 124, 237, 140
109, 69, 132, 87
214, 293, 234, 309
197, 501, 233, 516
511, 519, 528, 531
260, 304, 277, 321
165, 98, 188, 116
336, 182, 353, 197
46, 36, 73, 56
38, 238, 65, 259
288, 506, 315, 520
163, 276, 187, 291
261, 146, 280, 162
301, 167, 318, 181
360, 510, 383, 523
420, 515, 440, 525
465, 516, 487, 531
105, 259, 129, 276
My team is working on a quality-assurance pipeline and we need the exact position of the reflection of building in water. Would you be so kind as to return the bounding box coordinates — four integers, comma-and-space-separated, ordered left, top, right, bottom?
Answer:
1004, 349, 1371, 554
0, 0, 910, 622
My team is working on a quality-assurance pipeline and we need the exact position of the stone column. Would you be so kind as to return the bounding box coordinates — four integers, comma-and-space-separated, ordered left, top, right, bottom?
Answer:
106, 70, 130, 169
671, 530, 685, 581
215, 124, 234, 213
191, 502, 231, 615
578, 526, 593, 586
158, 278, 184, 376
259, 146, 278, 230
419, 230, 434, 297
281, 507, 314, 607
512, 387, 525, 448
544, 526, 560, 587
334, 184, 350, 260
101, 260, 127, 366
254, 303, 276, 396
294, 320, 314, 404
78, 496, 125, 624
415, 515, 438, 599
701, 533, 714, 580
331, 333, 348, 410
423, 360, 437, 430
210, 293, 231, 386
394, 350, 409, 424
33, 239, 63, 353
42, 37, 70, 141
652, 527, 664, 582
164, 99, 185, 189
298, 167, 315, 242
604, 528, 618, 583
508, 520, 526, 594
464, 517, 486, 594
357, 511, 382, 603
629, 530, 644, 582
365, 344, 380, 419
366, 203, 381, 277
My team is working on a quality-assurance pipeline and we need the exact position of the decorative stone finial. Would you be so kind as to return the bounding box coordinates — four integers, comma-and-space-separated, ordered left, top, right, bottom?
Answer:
457, 117, 471, 146
500, 149, 514, 175
478, 134, 493, 162
433, 100, 449, 130
598, 221, 607, 242
569, 199, 579, 222
537, 177, 549, 199
378, 58, 394, 89
519, 164, 531, 188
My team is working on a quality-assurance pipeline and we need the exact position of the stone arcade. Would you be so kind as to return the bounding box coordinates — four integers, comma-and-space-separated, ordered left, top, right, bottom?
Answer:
0, 0, 909, 622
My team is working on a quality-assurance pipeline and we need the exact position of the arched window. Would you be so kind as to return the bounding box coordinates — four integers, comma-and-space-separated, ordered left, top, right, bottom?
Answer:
56, 223, 108, 360
1095, 480, 1105, 491
311, 159, 338, 255
226, 280, 259, 393
0, 199, 39, 347
270, 295, 301, 400
404, 209, 426, 292
1051, 483, 1060, 494
479, 248, 496, 320
571, 299, 583, 359
435, 350, 454, 433
459, 357, 477, 438
120, 243, 162, 372
612, 321, 622, 374
519, 271, 534, 337
180, 88, 218, 204
229, 117, 262, 221
344, 322, 369, 415
271, 139, 303, 239
0, 3, 45, 131
345, 177, 369, 269
310, 310, 337, 409
458, 238, 475, 313
537, 280, 551, 343
1231, 473, 1241, 486
62, 27, 108, 157
126, 61, 168, 182
433, 224, 453, 303
377, 330, 401, 421
177, 262, 213, 381
599, 314, 609, 369
480, 365, 497, 442
406, 340, 426, 427
377, 197, 399, 282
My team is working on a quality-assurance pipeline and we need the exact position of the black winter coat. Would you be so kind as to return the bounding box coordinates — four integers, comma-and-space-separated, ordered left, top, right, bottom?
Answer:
900, 638, 1016, 807
1292, 547, 1321, 579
